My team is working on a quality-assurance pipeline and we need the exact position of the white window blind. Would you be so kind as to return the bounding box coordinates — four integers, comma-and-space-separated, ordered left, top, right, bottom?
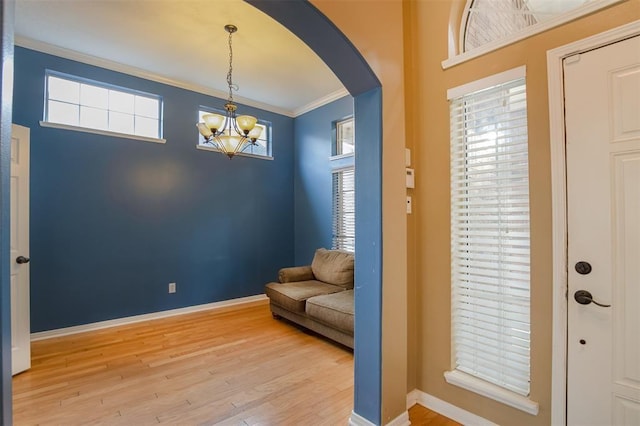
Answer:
332, 167, 355, 252
449, 74, 531, 397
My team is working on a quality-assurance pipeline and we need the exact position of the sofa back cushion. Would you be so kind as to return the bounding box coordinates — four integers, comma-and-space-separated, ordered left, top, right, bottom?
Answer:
311, 248, 354, 288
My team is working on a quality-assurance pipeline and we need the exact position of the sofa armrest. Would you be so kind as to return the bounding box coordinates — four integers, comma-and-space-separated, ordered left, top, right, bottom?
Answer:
278, 266, 314, 283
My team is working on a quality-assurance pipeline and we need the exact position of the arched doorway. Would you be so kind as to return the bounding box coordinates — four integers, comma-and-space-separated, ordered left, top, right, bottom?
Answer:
0, 0, 384, 423
245, 2, 383, 423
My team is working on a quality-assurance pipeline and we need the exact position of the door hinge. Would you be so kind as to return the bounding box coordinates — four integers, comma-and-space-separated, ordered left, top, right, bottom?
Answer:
565, 54, 581, 65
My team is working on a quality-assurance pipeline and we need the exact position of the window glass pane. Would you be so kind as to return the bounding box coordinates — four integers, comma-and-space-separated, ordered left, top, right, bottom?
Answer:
80, 106, 108, 130
337, 119, 355, 155
333, 118, 354, 156
44, 71, 162, 140
47, 100, 79, 126
463, 0, 592, 52
135, 116, 159, 138
109, 111, 134, 134
249, 142, 267, 157
80, 84, 108, 109
135, 95, 159, 119
109, 90, 135, 114
48, 76, 80, 104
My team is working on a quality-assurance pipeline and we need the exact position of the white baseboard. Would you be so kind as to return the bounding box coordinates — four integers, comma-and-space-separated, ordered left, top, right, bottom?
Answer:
31, 294, 269, 341
349, 409, 409, 426
349, 411, 376, 426
386, 410, 410, 426
407, 389, 497, 426
407, 389, 421, 410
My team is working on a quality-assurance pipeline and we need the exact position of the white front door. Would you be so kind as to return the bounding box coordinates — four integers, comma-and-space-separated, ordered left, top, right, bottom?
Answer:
10, 124, 30, 375
565, 35, 640, 425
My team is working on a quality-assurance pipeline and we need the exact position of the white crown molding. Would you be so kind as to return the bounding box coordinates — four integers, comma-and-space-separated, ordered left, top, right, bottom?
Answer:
408, 389, 498, 426
292, 88, 351, 116
15, 36, 350, 118
31, 294, 268, 341
15, 36, 297, 117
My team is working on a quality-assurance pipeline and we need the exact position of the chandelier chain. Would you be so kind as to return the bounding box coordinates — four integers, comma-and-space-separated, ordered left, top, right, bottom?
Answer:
227, 28, 235, 102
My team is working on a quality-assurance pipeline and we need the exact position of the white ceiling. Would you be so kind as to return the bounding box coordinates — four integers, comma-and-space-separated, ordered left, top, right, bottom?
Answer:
14, 0, 347, 117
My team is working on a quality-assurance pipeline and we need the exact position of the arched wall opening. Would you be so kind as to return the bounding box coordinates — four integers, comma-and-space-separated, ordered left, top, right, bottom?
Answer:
246, 1, 384, 423
0, 0, 384, 423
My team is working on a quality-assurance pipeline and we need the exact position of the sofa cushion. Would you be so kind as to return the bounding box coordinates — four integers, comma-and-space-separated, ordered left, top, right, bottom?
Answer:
278, 265, 314, 283
264, 280, 344, 313
310, 248, 354, 288
306, 290, 354, 334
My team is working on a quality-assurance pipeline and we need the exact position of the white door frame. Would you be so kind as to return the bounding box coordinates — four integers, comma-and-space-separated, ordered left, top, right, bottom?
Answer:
547, 19, 640, 426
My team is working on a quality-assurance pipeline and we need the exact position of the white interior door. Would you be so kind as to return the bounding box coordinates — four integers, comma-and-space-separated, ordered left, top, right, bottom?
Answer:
565, 35, 640, 425
11, 124, 30, 375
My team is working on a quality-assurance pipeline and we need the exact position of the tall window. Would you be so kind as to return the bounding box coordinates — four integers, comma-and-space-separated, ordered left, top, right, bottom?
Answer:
447, 67, 533, 409
44, 70, 163, 140
332, 167, 355, 252
331, 116, 355, 252
197, 109, 272, 158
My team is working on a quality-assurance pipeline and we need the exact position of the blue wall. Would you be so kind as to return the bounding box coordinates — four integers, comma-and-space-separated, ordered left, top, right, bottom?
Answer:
293, 95, 353, 265
13, 47, 295, 332
353, 88, 383, 422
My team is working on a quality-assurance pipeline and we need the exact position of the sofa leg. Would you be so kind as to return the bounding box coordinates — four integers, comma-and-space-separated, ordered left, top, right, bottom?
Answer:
271, 312, 281, 319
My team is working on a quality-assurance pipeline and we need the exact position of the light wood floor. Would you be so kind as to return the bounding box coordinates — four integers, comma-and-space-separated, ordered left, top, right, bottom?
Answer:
13, 302, 457, 425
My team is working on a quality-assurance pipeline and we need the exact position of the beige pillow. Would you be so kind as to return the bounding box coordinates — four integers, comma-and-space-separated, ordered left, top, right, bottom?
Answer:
311, 248, 354, 288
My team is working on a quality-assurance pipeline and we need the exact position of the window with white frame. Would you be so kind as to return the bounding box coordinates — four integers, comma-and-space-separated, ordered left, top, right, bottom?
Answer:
197, 109, 272, 158
332, 117, 354, 157
44, 70, 163, 140
447, 67, 534, 411
332, 167, 355, 252
462, 0, 593, 52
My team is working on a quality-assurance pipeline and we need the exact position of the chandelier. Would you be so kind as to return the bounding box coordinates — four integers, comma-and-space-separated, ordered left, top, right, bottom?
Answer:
196, 24, 262, 159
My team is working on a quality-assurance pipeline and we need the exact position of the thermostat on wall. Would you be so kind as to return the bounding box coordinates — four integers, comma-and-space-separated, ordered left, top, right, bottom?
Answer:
406, 168, 415, 188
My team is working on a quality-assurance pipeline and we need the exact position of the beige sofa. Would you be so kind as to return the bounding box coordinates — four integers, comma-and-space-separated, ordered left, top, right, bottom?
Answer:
264, 248, 354, 348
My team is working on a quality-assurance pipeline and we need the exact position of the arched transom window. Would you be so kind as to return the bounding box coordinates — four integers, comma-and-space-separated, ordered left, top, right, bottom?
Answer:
461, 0, 592, 52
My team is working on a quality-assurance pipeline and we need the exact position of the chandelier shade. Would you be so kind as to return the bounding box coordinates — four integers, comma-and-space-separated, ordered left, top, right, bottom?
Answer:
197, 24, 262, 159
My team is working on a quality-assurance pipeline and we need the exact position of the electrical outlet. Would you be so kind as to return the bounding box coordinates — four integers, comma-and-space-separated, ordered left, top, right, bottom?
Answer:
168, 282, 176, 293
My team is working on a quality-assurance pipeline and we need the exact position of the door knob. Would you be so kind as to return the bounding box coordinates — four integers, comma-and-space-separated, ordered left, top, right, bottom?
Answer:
15, 256, 30, 264
574, 290, 610, 307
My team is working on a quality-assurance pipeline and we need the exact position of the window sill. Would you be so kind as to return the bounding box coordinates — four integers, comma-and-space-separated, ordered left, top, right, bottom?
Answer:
330, 153, 354, 161
444, 370, 539, 416
40, 121, 166, 144
195, 144, 273, 161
